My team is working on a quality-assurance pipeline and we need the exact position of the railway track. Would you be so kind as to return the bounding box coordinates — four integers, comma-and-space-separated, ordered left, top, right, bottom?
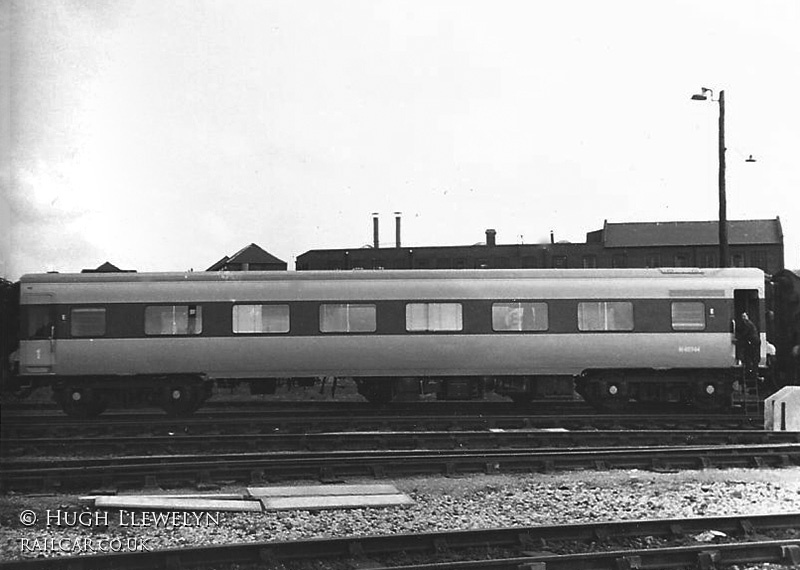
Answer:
3, 512, 799, 569
2, 443, 798, 492
4, 429, 799, 457
0, 410, 763, 439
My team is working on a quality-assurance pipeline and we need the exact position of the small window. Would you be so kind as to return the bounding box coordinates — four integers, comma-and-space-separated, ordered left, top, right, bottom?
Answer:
671, 302, 706, 331
492, 302, 548, 331
233, 304, 289, 334
145, 305, 203, 335
26, 306, 55, 339
582, 255, 597, 269
578, 301, 634, 331
406, 303, 463, 332
552, 256, 568, 268
71, 307, 106, 337
320, 304, 376, 333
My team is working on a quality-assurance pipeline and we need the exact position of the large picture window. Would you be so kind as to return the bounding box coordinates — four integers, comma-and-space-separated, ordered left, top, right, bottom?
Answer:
406, 303, 463, 332
233, 304, 289, 334
70, 307, 106, 337
145, 305, 203, 335
319, 304, 376, 333
671, 302, 706, 331
492, 302, 548, 331
577, 301, 634, 331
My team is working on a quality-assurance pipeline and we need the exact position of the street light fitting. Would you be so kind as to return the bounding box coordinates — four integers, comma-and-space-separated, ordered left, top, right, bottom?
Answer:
746, 154, 757, 163
691, 87, 714, 101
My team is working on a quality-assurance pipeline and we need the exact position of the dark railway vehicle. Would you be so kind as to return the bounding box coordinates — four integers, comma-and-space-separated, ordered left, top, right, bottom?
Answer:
769, 269, 800, 387
2, 267, 793, 416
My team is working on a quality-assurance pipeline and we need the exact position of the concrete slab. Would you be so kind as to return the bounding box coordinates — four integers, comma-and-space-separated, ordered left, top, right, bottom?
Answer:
80, 494, 246, 506
765, 386, 800, 431
93, 496, 262, 512
248, 484, 400, 498
261, 493, 414, 511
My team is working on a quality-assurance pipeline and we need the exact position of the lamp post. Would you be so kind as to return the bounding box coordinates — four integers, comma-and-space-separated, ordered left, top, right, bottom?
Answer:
692, 87, 727, 268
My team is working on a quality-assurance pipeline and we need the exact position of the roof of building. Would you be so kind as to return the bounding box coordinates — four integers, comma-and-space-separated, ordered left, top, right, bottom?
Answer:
81, 261, 136, 273
601, 218, 783, 248
207, 243, 285, 270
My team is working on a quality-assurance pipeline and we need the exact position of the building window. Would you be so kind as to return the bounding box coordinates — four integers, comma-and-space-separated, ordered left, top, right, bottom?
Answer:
406, 303, 463, 332
319, 304, 376, 333
700, 253, 716, 268
552, 256, 568, 268
582, 255, 597, 269
611, 254, 627, 268
70, 307, 106, 337
233, 305, 290, 334
145, 305, 203, 335
645, 255, 660, 268
577, 301, 634, 331
673, 255, 688, 268
731, 254, 745, 268
671, 302, 705, 331
492, 302, 548, 331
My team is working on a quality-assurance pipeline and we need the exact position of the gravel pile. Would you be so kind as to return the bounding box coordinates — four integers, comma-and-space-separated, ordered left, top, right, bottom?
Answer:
2, 467, 799, 562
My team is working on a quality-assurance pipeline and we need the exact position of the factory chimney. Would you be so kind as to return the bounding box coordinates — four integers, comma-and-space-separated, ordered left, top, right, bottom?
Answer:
372, 213, 379, 249
395, 212, 402, 248
550, 230, 555, 244
485, 229, 496, 247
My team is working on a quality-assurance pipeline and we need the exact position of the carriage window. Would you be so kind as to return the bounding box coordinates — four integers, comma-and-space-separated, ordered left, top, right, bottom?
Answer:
145, 305, 203, 335
319, 304, 376, 333
26, 306, 55, 339
406, 303, 463, 332
492, 302, 548, 331
233, 304, 289, 333
578, 301, 634, 331
671, 302, 706, 331
70, 307, 106, 337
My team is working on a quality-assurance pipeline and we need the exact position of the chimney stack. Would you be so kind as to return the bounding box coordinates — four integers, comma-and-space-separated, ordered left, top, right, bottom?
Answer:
486, 229, 496, 247
395, 212, 402, 248
372, 213, 379, 249
550, 230, 555, 244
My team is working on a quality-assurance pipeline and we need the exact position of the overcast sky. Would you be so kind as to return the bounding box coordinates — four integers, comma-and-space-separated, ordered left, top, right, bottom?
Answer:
2, 0, 799, 279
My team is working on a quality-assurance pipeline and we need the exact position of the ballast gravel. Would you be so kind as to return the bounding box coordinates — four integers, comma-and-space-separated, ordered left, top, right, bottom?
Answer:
1, 467, 800, 562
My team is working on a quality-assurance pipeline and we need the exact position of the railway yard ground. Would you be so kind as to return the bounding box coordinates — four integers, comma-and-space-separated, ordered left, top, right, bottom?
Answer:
2, 385, 800, 568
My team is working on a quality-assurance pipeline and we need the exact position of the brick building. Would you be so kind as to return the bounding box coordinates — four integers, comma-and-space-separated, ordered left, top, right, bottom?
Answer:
295, 218, 784, 275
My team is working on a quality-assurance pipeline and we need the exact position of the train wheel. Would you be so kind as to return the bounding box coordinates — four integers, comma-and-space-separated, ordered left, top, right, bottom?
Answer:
595, 378, 629, 412
160, 384, 201, 416
55, 386, 107, 418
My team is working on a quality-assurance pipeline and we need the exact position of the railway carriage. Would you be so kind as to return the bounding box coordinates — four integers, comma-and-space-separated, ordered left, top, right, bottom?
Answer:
10, 267, 768, 415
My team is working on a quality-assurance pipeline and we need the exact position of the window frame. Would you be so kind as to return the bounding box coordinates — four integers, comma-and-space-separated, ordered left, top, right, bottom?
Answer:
670, 301, 706, 331
69, 306, 107, 338
319, 303, 377, 334
577, 301, 634, 332
491, 301, 549, 332
405, 302, 464, 332
144, 304, 203, 336
232, 303, 291, 334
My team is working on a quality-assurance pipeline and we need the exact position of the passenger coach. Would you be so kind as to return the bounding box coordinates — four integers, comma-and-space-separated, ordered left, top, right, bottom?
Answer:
12, 267, 766, 415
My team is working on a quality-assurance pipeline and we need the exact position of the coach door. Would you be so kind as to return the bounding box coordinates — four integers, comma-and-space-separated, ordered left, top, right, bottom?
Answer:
19, 294, 57, 373
733, 289, 760, 361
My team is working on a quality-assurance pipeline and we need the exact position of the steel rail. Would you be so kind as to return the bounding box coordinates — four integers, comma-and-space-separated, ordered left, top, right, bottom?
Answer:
3, 429, 799, 457
2, 443, 798, 492
2, 513, 799, 569
0, 412, 761, 439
